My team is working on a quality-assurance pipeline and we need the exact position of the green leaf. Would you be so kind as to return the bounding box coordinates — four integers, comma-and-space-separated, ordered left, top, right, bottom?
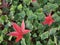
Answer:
38, 24, 45, 34
23, 0, 32, 5
52, 13, 60, 22
49, 0, 54, 3
14, 11, 25, 21
26, 20, 33, 30
7, 21, 11, 27
26, 10, 37, 20
43, 3, 58, 13
1, 15, 8, 21
58, 41, 60, 45
32, 2, 40, 10
33, 33, 37, 37
26, 10, 33, 16
2, 28, 8, 34
25, 33, 31, 45
49, 28, 57, 35
36, 8, 43, 13
0, 18, 4, 24
0, 35, 3, 43
55, 0, 60, 5
27, 14, 37, 20
47, 39, 54, 45
36, 41, 42, 45
17, 4, 23, 10
54, 35, 57, 45
58, 25, 60, 30
21, 38, 26, 45
18, 11, 25, 19
10, 5, 16, 12
36, 12, 45, 22
57, 11, 60, 16
40, 31, 49, 40
38, 0, 48, 4
2, 41, 7, 45
0, 15, 8, 24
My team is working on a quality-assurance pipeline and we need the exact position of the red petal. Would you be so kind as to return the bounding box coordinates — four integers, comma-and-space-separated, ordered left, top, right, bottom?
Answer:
21, 20, 25, 31
48, 22, 52, 26
7, 32, 19, 36
51, 19, 55, 22
42, 21, 47, 25
15, 36, 23, 42
12, 22, 22, 33
23, 30, 30, 34
42, 14, 54, 26
48, 20, 54, 26
45, 15, 52, 20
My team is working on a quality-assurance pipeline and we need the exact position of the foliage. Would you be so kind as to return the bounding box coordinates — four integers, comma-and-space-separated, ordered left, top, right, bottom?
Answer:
0, 0, 60, 45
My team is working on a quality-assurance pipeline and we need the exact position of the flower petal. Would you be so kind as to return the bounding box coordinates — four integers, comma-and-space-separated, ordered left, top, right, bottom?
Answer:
21, 20, 25, 31
42, 21, 47, 25
15, 36, 23, 42
12, 22, 22, 33
42, 14, 54, 26
7, 32, 19, 36
48, 22, 52, 26
23, 30, 30, 34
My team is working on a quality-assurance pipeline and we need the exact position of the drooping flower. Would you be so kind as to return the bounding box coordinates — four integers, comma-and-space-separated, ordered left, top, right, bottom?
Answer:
8, 20, 30, 42
42, 14, 54, 26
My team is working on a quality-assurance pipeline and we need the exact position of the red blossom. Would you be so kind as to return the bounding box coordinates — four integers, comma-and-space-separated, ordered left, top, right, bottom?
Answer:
42, 14, 54, 26
8, 20, 30, 42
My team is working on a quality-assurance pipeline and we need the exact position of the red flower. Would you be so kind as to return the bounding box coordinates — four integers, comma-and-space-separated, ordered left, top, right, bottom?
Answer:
8, 20, 30, 42
42, 14, 54, 26
32, 0, 36, 2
